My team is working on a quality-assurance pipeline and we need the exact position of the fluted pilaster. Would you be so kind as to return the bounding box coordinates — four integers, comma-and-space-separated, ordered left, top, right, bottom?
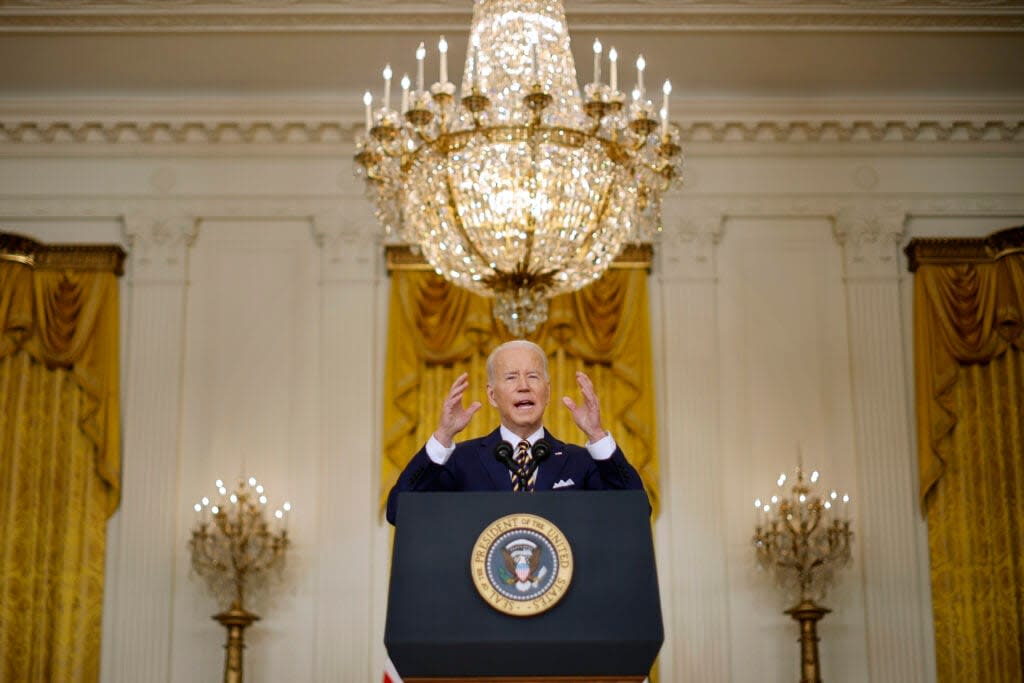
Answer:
311, 212, 383, 682
103, 214, 196, 683
833, 206, 930, 683
655, 210, 731, 682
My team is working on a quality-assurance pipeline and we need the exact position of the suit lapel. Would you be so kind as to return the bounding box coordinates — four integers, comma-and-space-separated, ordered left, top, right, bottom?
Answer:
479, 428, 514, 491
534, 430, 571, 491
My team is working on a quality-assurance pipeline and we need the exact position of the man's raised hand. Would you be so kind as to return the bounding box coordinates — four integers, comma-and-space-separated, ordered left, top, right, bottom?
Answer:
434, 372, 482, 447
562, 371, 608, 444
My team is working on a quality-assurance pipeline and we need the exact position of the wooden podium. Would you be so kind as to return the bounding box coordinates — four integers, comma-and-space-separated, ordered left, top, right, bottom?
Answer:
385, 491, 662, 681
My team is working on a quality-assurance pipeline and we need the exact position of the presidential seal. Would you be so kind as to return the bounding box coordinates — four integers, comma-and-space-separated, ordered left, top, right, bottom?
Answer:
470, 513, 573, 617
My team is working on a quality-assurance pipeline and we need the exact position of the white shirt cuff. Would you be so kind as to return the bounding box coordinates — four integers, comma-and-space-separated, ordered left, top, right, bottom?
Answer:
586, 433, 616, 461
425, 435, 456, 465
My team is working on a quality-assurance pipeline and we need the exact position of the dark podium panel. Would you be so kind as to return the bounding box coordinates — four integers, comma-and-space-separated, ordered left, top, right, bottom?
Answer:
385, 491, 663, 680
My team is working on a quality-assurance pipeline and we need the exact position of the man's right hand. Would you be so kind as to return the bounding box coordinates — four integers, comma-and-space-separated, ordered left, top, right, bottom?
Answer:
433, 372, 481, 447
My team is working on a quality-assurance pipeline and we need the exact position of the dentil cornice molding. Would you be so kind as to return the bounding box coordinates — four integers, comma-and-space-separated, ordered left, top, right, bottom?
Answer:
2, 115, 1021, 151
2, 1, 1023, 32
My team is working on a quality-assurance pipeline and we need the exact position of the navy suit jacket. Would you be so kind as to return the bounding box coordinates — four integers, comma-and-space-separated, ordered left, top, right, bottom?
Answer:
385, 427, 645, 525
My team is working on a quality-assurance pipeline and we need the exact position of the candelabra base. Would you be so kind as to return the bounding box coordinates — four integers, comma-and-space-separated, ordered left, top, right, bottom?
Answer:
784, 599, 831, 683
213, 603, 260, 683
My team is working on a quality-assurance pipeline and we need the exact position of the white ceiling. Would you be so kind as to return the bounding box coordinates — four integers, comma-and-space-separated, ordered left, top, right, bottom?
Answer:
2, 1, 1023, 112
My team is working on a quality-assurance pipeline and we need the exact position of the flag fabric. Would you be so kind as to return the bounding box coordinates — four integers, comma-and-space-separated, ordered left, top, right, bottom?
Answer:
383, 656, 403, 683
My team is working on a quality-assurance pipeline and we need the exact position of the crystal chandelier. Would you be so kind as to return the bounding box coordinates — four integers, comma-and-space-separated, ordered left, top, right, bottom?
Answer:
354, 0, 682, 335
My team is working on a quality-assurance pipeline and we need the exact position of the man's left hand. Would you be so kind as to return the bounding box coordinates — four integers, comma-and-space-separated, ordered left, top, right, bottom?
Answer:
562, 371, 608, 444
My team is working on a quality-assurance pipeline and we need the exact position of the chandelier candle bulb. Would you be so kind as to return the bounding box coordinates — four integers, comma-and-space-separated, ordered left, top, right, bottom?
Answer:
438, 36, 448, 84
661, 80, 671, 136
416, 42, 426, 92
593, 38, 602, 84
363, 91, 372, 130
609, 47, 618, 91
383, 64, 393, 111
401, 74, 410, 113
636, 55, 645, 96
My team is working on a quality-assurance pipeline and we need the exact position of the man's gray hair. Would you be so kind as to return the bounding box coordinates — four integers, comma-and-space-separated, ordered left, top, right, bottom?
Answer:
486, 340, 549, 382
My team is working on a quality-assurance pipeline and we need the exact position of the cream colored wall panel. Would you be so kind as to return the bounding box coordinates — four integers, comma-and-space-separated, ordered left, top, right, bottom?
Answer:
679, 156, 1024, 197
172, 219, 321, 683
0, 157, 364, 198
717, 217, 868, 682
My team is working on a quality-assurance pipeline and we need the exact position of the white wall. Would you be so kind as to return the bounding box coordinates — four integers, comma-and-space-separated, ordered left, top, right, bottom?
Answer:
2, 106, 1022, 683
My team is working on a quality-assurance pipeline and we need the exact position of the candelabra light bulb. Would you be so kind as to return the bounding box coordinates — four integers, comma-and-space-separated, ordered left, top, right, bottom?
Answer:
201, 496, 210, 506
754, 498, 762, 508
763, 504, 771, 513
230, 493, 238, 504
363, 91, 372, 106
255, 485, 264, 494
824, 501, 832, 509
799, 494, 807, 503
219, 486, 227, 495
811, 470, 820, 482
282, 501, 292, 512
215, 479, 223, 488
212, 505, 219, 514
830, 490, 838, 499
771, 495, 779, 504
194, 503, 202, 512
259, 495, 268, 504
248, 476, 257, 486
842, 494, 850, 503
275, 510, 283, 519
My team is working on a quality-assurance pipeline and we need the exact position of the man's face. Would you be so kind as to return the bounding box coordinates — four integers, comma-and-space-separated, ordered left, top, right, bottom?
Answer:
487, 345, 551, 438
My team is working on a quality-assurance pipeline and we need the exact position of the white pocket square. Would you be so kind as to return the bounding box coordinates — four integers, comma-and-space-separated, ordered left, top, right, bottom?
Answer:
553, 478, 575, 489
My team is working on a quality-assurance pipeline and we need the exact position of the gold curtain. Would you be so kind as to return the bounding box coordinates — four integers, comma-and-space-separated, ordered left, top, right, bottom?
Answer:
380, 267, 659, 517
908, 227, 1024, 681
0, 234, 123, 683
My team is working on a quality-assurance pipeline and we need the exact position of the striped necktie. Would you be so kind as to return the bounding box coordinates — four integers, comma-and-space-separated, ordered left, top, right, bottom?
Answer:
512, 440, 532, 492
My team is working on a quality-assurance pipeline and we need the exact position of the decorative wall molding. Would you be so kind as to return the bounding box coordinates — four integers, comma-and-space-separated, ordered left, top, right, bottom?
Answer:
3, 195, 1022, 223
1, 117, 1021, 149
2, 1, 1023, 32
122, 214, 198, 283
311, 211, 382, 282
833, 206, 909, 280
657, 211, 723, 282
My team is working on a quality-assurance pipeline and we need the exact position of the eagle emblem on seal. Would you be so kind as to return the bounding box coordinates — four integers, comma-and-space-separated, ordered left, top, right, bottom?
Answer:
500, 539, 549, 591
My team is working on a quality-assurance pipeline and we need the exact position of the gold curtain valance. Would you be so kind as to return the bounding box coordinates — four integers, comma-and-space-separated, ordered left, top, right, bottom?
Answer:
0, 231, 125, 515
905, 226, 1024, 511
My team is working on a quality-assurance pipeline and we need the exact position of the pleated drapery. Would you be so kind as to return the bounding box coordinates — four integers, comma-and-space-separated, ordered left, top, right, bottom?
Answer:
907, 227, 1024, 681
380, 266, 660, 517
0, 233, 124, 682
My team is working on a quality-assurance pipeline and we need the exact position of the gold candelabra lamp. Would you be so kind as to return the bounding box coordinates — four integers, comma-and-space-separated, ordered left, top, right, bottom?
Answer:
189, 477, 291, 683
752, 463, 854, 683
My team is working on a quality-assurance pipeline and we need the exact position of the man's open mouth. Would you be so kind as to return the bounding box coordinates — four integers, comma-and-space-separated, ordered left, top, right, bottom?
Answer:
514, 400, 535, 408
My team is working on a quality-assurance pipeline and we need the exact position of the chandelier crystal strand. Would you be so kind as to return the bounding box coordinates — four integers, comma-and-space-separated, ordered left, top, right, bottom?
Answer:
355, 0, 682, 335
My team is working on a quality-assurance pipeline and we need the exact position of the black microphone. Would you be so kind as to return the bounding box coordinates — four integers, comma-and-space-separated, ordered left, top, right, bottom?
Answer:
531, 438, 552, 463
494, 440, 517, 472
522, 438, 552, 480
